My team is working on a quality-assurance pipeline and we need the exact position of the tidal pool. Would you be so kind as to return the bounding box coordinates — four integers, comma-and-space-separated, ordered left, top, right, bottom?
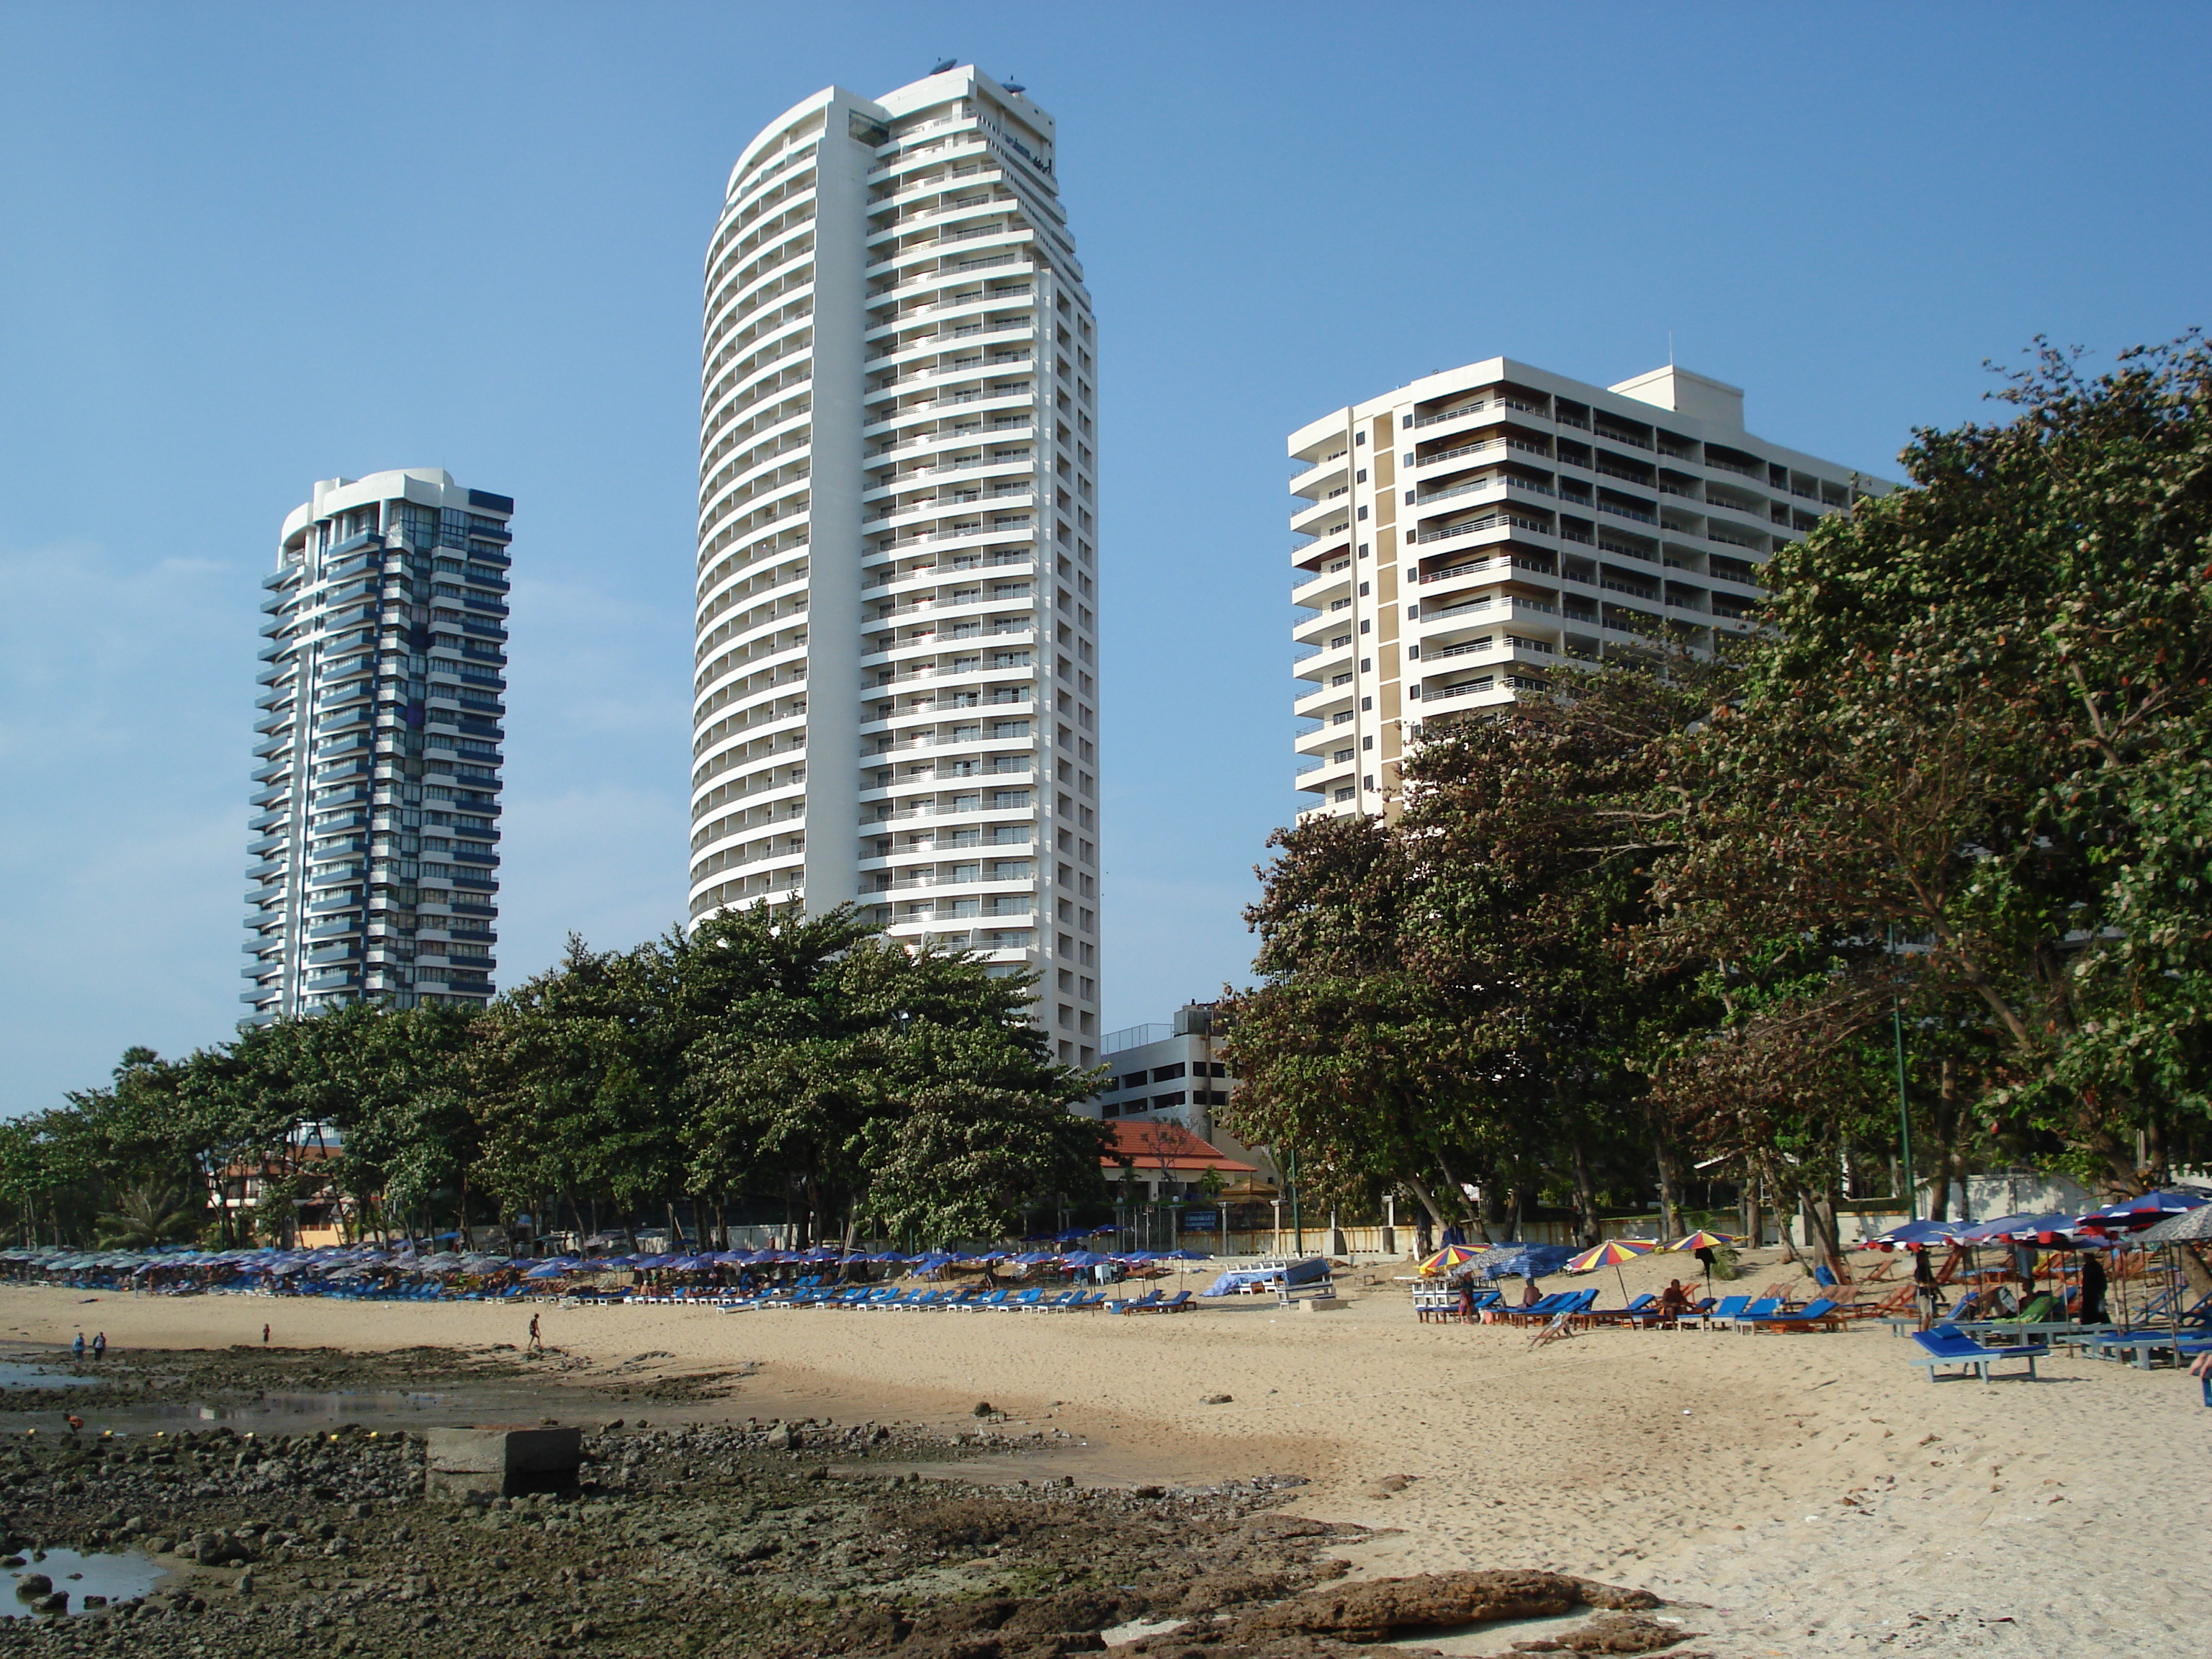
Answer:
4, 1548, 163, 1616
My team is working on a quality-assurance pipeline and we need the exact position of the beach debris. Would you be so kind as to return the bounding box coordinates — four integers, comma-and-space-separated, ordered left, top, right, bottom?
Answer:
971, 1401, 995, 1417
1201, 1394, 1233, 1405
1184, 1570, 1663, 1647
1506, 1611, 1707, 1652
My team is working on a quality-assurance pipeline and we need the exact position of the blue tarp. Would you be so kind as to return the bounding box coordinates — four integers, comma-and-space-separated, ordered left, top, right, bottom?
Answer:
1477, 1244, 1578, 1280
1202, 1256, 1332, 1296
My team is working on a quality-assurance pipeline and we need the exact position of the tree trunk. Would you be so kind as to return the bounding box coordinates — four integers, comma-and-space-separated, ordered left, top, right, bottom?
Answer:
1569, 1136, 1601, 1248
1648, 1105, 1682, 1241
2177, 1243, 2212, 1300
1429, 1146, 1485, 1236
1401, 1172, 1449, 1231
1927, 1058, 1958, 1220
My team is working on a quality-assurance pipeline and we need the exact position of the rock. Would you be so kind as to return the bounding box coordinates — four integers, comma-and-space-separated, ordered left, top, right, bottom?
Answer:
1221, 1571, 1662, 1645
1200, 1395, 1233, 1406
972, 1401, 995, 1417
14, 1573, 52, 1597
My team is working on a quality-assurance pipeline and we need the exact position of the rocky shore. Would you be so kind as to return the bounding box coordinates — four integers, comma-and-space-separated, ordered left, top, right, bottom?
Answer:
0, 1346, 1703, 1659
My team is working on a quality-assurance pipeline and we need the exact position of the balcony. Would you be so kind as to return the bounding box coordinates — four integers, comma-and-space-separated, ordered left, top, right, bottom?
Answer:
1419, 551, 1556, 585
1413, 514, 1554, 549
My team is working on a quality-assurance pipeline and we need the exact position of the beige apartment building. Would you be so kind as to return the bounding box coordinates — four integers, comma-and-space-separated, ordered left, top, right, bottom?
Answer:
1287, 359, 1887, 817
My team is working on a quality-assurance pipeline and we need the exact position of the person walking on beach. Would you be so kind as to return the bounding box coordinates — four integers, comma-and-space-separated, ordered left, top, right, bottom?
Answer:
1913, 1249, 1944, 1329
2079, 1252, 2108, 1324
1455, 1276, 1476, 1323
71, 1332, 84, 1360
91, 1333, 105, 1361
261, 1323, 271, 1346
526, 1313, 543, 1354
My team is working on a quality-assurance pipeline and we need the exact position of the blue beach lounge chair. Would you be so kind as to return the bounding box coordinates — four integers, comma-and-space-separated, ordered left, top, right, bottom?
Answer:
1106, 1289, 1164, 1315
1743, 1298, 1845, 1333
1909, 1326, 2048, 1382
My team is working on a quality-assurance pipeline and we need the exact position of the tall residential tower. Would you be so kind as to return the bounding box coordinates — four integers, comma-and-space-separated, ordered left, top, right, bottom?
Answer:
243, 469, 511, 1020
692, 66, 1102, 1064
1287, 361, 1887, 818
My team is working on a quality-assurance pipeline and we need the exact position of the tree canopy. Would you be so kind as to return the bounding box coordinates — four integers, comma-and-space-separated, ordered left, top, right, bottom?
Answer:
13, 906, 1106, 1250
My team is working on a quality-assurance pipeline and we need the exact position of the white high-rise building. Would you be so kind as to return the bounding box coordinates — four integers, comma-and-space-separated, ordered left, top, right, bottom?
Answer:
244, 469, 513, 1020
692, 66, 1102, 1063
1287, 360, 1887, 818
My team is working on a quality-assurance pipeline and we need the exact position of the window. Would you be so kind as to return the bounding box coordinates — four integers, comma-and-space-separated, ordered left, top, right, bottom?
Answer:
1333, 786, 1354, 802
1152, 1063, 1187, 1082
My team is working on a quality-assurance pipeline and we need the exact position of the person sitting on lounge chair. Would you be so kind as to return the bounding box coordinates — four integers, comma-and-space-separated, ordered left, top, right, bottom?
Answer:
1520, 1278, 1543, 1310
1658, 1279, 1691, 1321
1455, 1277, 1476, 1322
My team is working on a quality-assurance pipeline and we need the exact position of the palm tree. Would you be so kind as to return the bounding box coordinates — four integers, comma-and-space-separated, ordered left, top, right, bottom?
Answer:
94, 1184, 202, 1249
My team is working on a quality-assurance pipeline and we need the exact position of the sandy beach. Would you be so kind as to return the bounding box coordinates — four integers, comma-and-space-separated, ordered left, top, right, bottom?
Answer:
6, 1257, 2206, 1657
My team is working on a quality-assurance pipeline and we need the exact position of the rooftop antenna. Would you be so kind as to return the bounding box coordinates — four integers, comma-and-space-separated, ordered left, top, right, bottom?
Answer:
1668, 330, 1675, 368
931, 58, 958, 75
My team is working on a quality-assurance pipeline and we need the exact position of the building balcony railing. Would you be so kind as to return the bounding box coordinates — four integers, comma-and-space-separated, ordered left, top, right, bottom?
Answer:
1413, 514, 1553, 548
1419, 551, 1556, 585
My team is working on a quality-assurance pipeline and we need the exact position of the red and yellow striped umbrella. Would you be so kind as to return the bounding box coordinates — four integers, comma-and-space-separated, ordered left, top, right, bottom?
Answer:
1568, 1237, 1658, 1304
1417, 1244, 1481, 1277
1668, 1230, 1743, 1252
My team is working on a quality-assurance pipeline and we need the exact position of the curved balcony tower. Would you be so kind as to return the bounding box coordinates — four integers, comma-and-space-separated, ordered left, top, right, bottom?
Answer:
243, 469, 512, 1020
693, 66, 1102, 1064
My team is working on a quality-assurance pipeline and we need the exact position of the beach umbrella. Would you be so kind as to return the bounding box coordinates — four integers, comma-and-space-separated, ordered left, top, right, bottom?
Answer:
1416, 1244, 1481, 1277
2077, 1190, 2208, 1232
1568, 1238, 1660, 1304
1667, 1228, 1745, 1293
2135, 1204, 2212, 1246
1954, 1213, 2042, 1246
1864, 1218, 1960, 1250
1668, 1229, 1745, 1251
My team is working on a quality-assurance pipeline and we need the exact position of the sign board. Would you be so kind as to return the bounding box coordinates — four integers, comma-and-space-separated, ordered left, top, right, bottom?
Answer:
1183, 1211, 1219, 1231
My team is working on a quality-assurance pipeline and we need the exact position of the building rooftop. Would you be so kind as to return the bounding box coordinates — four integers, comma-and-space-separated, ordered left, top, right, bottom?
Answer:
1101, 1121, 1256, 1174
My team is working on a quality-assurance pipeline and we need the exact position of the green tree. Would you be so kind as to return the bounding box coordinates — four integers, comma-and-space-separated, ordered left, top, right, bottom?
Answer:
1647, 336, 2212, 1197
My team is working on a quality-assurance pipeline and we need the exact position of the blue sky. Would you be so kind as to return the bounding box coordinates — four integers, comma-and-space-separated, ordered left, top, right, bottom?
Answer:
3, 2, 2208, 1115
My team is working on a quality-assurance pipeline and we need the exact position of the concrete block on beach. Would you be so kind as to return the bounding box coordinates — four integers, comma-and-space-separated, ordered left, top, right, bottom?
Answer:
423, 1426, 583, 1499
1301, 1296, 1350, 1313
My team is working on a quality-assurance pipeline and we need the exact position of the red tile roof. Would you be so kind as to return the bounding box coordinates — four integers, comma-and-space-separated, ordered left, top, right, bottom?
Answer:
1101, 1120, 1257, 1174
